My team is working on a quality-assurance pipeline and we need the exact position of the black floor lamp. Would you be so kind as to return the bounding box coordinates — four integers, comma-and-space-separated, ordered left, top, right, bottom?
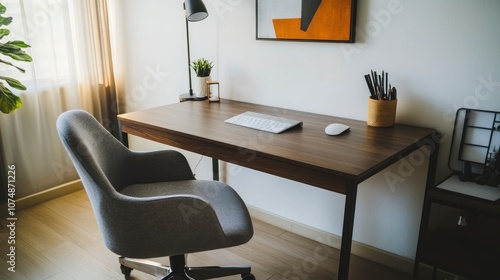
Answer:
179, 0, 209, 102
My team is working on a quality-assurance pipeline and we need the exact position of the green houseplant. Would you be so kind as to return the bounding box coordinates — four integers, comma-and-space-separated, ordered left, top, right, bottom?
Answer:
191, 58, 213, 77
0, 3, 32, 114
191, 58, 213, 98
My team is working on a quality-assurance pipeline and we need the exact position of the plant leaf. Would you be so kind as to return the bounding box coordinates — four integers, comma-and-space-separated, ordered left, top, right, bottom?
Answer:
0, 76, 26, 90
1, 50, 32, 62
0, 83, 22, 113
0, 58, 25, 73
0, 28, 9, 40
7, 40, 31, 48
0, 3, 6, 15
0, 43, 32, 62
0, 15, 12, 27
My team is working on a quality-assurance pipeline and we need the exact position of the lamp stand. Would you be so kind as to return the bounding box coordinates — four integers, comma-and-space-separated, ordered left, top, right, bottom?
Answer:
179, 14, 207, 102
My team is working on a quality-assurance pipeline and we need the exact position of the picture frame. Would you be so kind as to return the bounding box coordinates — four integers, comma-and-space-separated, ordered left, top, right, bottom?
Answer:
256, 0, 357, 43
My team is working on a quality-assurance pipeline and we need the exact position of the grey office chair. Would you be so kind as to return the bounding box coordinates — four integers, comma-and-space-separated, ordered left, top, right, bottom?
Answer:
56, 110, 255, 280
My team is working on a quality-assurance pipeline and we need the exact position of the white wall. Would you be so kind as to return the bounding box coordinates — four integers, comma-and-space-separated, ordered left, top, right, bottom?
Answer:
113, 0, 500, 259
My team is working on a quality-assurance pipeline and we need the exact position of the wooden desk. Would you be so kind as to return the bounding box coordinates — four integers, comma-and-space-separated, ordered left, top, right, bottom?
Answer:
118, 99, 440, 280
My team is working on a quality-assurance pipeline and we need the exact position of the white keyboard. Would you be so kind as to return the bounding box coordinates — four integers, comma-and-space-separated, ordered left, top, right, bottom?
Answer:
224, 111, 303, 133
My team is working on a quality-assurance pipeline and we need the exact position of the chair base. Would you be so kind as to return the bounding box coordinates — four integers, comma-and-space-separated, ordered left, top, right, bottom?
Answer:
119, 255, 255, 280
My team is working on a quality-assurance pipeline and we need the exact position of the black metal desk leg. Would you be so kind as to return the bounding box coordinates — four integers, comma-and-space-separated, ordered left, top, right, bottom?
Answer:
413, 132, 441, 279
338, 182, 358, 280
118, 121, 129, 148
212, 158, 219, 181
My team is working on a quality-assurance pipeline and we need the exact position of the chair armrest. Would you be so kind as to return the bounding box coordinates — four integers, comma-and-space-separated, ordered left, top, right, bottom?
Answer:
125, 150, 195, 185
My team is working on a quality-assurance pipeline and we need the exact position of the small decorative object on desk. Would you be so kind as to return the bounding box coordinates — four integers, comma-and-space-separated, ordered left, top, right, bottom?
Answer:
364, 69, 398, 127
207, 81, 220, 103
191, 58, 214, 98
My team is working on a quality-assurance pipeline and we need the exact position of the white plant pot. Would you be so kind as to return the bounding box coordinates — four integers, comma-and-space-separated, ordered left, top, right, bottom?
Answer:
194, 76, 210, 98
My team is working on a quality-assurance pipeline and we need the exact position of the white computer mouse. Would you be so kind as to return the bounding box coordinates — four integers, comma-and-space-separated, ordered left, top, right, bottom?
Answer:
325, 123, 350, 136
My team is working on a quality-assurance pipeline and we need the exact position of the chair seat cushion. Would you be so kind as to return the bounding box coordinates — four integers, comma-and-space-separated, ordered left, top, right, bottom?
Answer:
119, 180, 253, 256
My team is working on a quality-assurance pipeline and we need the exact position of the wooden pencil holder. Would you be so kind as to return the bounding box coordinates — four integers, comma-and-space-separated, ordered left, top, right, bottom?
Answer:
367, 98, 397, 127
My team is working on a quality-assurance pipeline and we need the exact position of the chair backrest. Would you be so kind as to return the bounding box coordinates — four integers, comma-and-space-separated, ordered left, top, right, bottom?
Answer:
56, 109, 129, 195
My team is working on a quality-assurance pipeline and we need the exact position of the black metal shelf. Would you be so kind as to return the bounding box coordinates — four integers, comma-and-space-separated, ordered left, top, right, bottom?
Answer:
414, 108, 500, 280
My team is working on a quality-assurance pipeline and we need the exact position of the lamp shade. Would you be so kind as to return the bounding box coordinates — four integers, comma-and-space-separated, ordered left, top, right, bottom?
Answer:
185, 0, 208, 22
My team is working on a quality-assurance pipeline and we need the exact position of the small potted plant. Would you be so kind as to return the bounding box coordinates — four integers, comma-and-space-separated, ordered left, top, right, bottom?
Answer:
191, 58, 213, 98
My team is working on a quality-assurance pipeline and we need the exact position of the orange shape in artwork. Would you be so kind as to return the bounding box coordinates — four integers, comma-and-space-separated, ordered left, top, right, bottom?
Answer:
273, 0, 352, 41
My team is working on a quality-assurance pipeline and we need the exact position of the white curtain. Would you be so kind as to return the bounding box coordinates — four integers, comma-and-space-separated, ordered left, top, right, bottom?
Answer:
0, 0, 119, 199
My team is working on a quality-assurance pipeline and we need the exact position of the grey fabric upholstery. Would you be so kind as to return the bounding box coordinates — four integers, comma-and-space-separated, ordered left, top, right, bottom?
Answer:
56, 110, 253, 260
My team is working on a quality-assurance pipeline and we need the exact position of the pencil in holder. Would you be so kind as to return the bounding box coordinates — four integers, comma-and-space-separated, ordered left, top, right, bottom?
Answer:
367, 98, 397, 127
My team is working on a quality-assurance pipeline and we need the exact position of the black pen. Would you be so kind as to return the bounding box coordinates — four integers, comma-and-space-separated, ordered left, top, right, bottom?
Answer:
371, 70, 376, 90
387, 83, 392, 100
382, 70, 387, 99
378, 75, 384, 99
365, 75, 376, 99
385, 72, 388, 98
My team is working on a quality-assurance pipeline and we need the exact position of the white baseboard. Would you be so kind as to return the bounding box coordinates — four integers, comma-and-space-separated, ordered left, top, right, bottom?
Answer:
0, 180, 83, 216
248, 205, 414, 275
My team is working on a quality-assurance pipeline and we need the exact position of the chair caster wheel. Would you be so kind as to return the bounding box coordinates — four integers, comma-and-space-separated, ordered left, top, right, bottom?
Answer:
120, 264, 133, 279
242, 273, 256, 280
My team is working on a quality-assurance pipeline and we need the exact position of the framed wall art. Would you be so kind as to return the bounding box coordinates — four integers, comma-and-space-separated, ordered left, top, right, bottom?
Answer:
256, 0, 357, 43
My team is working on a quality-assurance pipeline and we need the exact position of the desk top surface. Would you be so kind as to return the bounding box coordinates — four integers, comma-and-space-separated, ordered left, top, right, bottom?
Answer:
119, 99, 437, 186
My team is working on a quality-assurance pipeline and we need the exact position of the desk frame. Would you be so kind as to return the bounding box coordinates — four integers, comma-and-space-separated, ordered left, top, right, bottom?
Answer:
118, 99, 440, 280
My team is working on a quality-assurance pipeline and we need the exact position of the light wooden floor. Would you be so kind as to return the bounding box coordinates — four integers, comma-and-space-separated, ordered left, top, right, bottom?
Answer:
0, 190, 412, 280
